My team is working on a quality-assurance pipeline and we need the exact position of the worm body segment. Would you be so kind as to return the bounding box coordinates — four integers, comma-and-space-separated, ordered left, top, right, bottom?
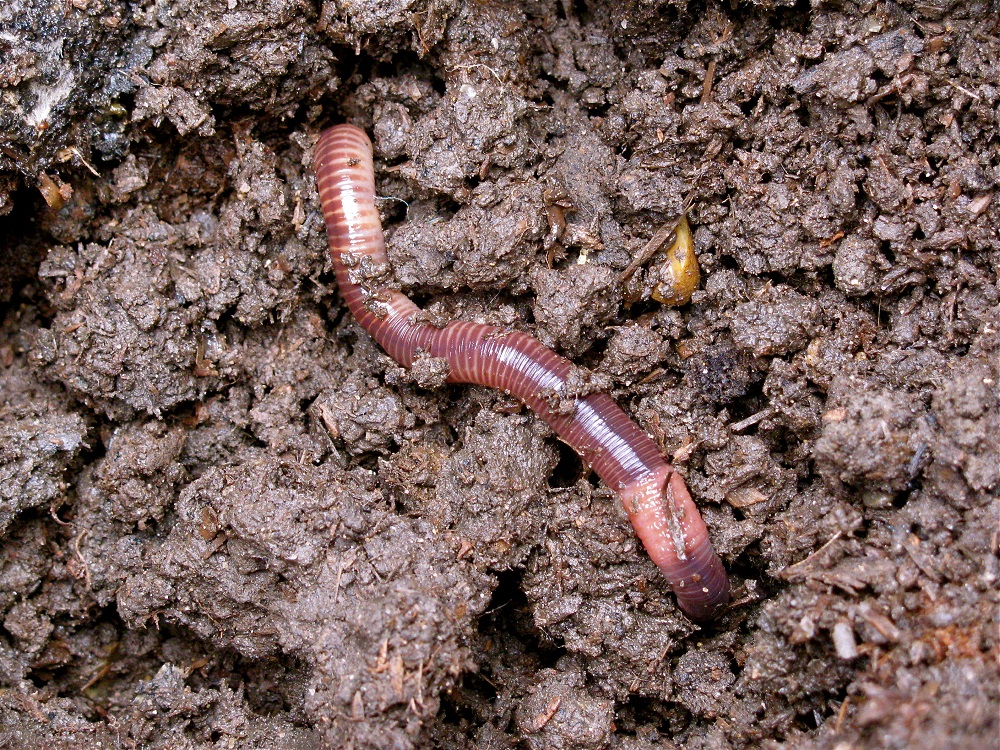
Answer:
314, 124, 730, 620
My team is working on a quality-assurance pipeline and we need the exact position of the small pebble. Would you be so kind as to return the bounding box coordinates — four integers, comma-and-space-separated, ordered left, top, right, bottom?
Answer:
832, 621, 858, 660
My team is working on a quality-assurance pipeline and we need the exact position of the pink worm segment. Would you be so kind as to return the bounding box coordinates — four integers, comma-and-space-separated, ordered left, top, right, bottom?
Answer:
314, 124, 730, 621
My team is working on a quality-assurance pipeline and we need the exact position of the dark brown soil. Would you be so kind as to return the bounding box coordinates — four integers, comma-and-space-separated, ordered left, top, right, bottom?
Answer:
1, 1, 998, 748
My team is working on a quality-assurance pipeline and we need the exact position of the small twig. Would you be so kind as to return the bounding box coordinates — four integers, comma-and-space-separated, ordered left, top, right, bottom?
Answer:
700, 59, 717, 104
531, 696, 562, 732
376, 195, 410, 210
72, 528, 92, 590
50, 503, 73, 526
81, 659, 114, 691
333, 550, 358, 603
447, 62, 505, 84
834, 696, 851, 734
619, 211, 689, 285
730, 407, 775, 433
947, 81, 981, 100
779, 531, 843, 580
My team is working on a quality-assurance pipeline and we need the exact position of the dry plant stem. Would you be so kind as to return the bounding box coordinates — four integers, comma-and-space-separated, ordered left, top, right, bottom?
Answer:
314, 124, 731, 621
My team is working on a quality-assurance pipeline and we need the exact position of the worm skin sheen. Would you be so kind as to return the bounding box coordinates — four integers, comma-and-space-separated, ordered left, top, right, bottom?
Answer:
314, 124, 730, 621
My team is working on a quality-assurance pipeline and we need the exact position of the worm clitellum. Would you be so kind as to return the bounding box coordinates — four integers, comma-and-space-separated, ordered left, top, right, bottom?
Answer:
314, 124, 730, 621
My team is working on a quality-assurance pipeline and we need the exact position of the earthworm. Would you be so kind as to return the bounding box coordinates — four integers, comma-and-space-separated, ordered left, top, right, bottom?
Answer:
314, 124, 730, 621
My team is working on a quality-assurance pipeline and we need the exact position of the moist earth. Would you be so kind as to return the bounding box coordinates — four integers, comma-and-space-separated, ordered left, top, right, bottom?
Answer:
1, 0, 998, 748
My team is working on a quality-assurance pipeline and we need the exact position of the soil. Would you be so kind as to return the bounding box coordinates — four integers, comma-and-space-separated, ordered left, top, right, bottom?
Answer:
1, 0, 998, 748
